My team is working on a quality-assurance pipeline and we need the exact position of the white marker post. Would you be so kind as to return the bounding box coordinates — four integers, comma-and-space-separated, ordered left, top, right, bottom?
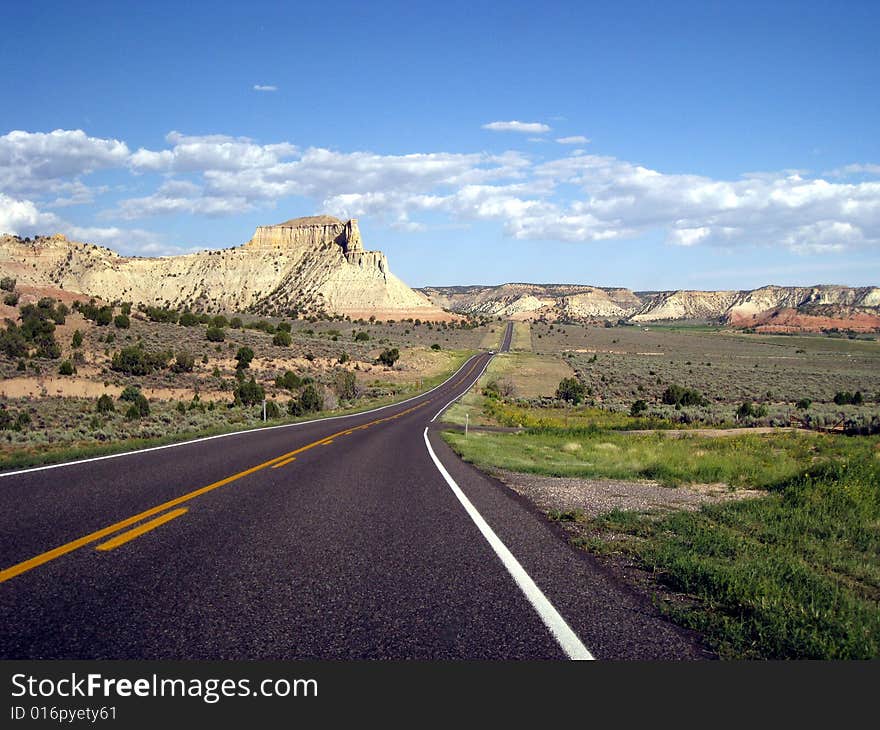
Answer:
262, 399, 267, 422
465, 412, 469, 438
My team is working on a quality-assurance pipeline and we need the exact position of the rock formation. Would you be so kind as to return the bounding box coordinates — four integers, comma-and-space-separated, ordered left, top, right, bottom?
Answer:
0, 217, 450, 320
419, 282, 880, 332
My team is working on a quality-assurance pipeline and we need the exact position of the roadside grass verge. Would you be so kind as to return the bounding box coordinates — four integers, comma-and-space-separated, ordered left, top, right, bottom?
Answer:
443, 351, 572, 427
590, 460, 880, 659
442, 421, 880, 658
511, 322, 532, 351
0, 350, 474, 472
442, 429, 871, 488
484, 399, 677, 431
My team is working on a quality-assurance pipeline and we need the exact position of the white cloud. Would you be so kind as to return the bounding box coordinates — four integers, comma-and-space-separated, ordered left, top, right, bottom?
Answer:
4, 126, 879, 257
129, 131, 297, 173
0, 129, 129, 197
0, 192, 172, 254
482, 120, 551, 134
253, 84, 278, 92
826, 163, 880, 178
0, 193, 60, 234
556, 135, 590, 145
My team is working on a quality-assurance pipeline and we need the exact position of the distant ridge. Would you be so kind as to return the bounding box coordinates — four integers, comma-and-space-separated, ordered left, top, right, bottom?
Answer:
419, 282, 880, 333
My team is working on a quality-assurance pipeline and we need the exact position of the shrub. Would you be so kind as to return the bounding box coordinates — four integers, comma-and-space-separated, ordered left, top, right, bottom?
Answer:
234, 376, 264, 406
144, 306, 178, 324
72, 329, 83, 348
230, 317, 243, 329
3, 291, 19, 306
0, 408, 14, 430
15, 411, 31, 430
431, 343, 441, 350
96, 394, 115, 413
0, 276, 16, 291
0, 325, 29, 358
265, 400, 281, 418
833, 391, 863, 406
95, 307, 112, 326
272, 331, 292, 347
120, 302, 132, 315
113, 313, 130, 329
171, 350, 195, 373
354, 331, 370, 342
334, 370, 358, 400
206, 326, 225, 342
276, 321, 291, 333
275, 370, 302, 390
337, 351, 349, 364
176, 401, 187, 414
630, 399, 648, 416
119, 385, 143, 402
179, 311, 199, 326
377, 347, 400, 368
210, 315, 229, 329
123, 391, 150, 419
58, 359, 76, 375
737, 401, 768, 420
17, 301, 61, 358
235, 346, 255, 369
111, 346, 170, 375
796, 398, 812, 410
662, 384, 707, 407
289, 383, 322, 415
556, 377, 586, 404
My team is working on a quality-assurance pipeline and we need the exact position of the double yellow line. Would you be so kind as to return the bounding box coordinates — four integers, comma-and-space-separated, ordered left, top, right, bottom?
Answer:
0, 354, 486, 584
0, 399, 432, 583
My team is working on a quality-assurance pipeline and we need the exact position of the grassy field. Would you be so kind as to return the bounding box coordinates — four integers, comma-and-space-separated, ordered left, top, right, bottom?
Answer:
591, 459, 880, 659
525, 321, 880, 430
443, 429, 874, 488
444, 426, 880, 658
511, 322, 532, 351
479, 324, 507, 350
443, 351, 573, 427
440, 323, 880, 658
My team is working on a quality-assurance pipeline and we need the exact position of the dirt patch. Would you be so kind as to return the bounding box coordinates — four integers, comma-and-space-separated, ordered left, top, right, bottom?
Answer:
0, 376, 230, 402
495, 469, 763, 518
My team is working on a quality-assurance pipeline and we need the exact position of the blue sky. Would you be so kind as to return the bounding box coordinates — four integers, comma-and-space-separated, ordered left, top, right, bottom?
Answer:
1, 0, 878, 290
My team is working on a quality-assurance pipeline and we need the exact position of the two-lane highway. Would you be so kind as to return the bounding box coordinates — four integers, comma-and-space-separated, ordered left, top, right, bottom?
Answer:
0, 340, 706, 659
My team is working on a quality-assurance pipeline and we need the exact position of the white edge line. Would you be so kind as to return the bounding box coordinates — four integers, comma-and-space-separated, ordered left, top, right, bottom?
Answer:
423, 427, 594, 660
1, 353, 483, 479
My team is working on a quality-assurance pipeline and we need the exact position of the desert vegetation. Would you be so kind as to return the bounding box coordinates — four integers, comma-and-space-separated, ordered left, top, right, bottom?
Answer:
0, 296, 492, 469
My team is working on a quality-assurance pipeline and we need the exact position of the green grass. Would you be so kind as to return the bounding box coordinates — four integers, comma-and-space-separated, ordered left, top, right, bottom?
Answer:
595, 460, 880, 658
443, 429, 872, 488
443, 411, 880, 658
484, 399, 678, 431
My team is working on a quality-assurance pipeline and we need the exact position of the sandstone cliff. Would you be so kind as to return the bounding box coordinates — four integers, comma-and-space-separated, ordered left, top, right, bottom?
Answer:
419, 282, 880, 332
0, 217, 449, 320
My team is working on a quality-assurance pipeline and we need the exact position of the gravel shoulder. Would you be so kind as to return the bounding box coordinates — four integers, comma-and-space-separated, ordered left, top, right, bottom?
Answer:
494, 469, 765, 518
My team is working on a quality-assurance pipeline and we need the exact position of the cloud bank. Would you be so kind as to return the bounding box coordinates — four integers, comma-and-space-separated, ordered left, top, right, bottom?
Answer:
2, 127, 879, 256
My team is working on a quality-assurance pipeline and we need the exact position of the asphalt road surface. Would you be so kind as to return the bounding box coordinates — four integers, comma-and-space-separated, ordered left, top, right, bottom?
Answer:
0, 324, 707, 660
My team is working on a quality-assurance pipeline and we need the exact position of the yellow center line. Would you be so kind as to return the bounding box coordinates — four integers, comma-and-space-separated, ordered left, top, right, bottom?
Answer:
0, 391, 442, 583
95, 508, 189, 552
270, 456, 297, 469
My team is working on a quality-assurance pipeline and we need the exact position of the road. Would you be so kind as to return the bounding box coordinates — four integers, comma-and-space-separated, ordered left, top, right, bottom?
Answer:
0, 321, 706, 660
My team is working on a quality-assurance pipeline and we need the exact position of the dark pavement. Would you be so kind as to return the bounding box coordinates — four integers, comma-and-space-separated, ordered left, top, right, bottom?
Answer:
0, 323, 707, 659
